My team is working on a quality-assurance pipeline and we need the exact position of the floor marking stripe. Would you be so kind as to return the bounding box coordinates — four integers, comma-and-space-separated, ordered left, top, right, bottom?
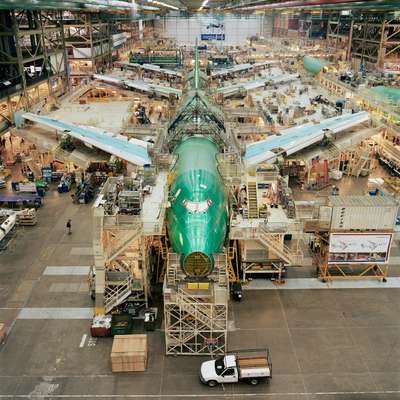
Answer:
17, 308, 93, 319
3, 391, 400, 398
43, 266, 90, 276
70, 247, 93, 256
79, 334, 87, 348
245, 277, 400, 290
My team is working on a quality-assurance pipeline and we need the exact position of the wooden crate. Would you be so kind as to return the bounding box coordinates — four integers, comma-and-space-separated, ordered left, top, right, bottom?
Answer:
16, 209, 37, 226
0, 323, 6, 344
111, 334, 147, 372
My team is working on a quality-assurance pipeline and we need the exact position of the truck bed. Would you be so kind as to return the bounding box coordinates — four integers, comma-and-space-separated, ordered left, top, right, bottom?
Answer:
238, 356, 269, 370
231, 348, 272, 379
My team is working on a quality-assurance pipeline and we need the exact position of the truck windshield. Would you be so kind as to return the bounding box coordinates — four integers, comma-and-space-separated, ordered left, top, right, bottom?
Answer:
214, 357, 225, 376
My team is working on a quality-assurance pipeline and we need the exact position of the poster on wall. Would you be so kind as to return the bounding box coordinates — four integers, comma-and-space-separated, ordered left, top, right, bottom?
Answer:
328, 233, 393, 264
201, 18, 225, 41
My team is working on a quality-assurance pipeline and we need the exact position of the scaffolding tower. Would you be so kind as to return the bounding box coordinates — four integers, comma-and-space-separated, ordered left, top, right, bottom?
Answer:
163, 252, 229, 355
92, 177, 153, 315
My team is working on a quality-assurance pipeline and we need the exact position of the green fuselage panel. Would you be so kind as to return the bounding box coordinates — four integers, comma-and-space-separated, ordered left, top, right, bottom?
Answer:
166, 136, 228, 276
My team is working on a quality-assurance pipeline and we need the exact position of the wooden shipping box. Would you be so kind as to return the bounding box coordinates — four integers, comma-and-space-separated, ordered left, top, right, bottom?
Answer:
111, 334, 147, 372
0, 323, 6, 343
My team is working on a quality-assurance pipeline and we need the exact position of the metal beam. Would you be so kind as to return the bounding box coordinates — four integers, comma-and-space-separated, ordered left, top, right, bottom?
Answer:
0, 0, 136, 11
226, 0, 400, 11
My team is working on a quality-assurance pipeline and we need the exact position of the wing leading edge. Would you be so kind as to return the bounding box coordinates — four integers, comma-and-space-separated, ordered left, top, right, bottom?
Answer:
16, 112, 152, 166
93, 74, 182, 98
216, 73, 299, 98
243, 111, 370, 167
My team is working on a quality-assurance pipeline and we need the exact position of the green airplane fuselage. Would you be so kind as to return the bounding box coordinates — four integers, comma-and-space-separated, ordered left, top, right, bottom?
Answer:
166, 136, 228, 277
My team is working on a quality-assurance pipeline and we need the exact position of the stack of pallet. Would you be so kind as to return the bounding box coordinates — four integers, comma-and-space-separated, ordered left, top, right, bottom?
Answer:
111, 334, 147, 372
16, 209, 37, 226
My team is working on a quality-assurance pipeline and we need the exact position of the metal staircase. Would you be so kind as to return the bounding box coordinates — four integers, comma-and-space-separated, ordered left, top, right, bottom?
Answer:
350, 149, 370, 177
104, 276, 133, 313
321, 142, 341, 161
53, 146, 90, 170
166, 252, 179, 286
247, 180, 258, 219
176, 288, 215, 328
217, 153, 243, 185
104, 227, 142, 263
22, 155, 42, 179
258, 225, 303, 266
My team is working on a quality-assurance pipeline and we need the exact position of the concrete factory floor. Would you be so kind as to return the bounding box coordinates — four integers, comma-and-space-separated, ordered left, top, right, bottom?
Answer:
1, 186, 400, 399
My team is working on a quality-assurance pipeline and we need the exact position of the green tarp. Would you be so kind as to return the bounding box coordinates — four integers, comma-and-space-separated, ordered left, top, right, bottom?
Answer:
370, 86, 400, 105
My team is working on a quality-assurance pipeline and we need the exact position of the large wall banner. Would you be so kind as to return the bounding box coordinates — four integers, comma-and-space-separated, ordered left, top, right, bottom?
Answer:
201, 18, 225, 41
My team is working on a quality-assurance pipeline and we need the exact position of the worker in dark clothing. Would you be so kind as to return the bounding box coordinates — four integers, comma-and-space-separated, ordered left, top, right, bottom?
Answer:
66, 219, 72, 234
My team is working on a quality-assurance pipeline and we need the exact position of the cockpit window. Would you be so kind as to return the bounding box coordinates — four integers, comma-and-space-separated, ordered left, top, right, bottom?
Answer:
182, 199, 212, 213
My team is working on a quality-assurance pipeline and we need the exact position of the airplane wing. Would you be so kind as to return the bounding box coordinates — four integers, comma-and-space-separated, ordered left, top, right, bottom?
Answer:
124, 79, 182, 98
243, 111, 370, 167
117, 61, 183, 78
93, 74, 182, 98
216, 74, 298, 97
210, 60, 279, 78
15, 112, 152, 166
211, 63, 253, 77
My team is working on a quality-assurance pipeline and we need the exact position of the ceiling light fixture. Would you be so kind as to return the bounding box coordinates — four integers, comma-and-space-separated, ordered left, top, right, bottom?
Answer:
148, 0, 179, 10
198, 0, 208, 11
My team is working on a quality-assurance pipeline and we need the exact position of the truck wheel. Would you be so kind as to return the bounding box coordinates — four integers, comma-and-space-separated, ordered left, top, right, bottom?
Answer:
207, 380, 217, 387
250, 378, 259, 385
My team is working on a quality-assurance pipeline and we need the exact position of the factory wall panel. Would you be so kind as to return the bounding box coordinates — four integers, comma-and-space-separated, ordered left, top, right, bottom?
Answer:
330, 205, 397, 231
159, 15, 263, 46
262, 14, 273, 38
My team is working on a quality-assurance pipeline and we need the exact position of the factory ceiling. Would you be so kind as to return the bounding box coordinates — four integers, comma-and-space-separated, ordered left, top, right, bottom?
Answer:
168, 0, 400, 13
1, 0, 400, 13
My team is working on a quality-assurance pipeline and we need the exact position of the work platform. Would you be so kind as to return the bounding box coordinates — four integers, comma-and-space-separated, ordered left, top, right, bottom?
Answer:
141, 171, 168, 235
92, 173, 168, 315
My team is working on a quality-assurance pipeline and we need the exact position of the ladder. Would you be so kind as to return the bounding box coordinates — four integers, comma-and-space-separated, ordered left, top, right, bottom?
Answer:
227, 246, 238, 282
214, 253, 228, 287
157, 236, 169, 283
104, 276, 133, 313
160, 236, 168, 260
247, 180, 258, 219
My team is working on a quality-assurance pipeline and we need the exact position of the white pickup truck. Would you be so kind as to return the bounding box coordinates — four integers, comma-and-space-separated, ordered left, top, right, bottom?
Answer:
200, 349, 272, 387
